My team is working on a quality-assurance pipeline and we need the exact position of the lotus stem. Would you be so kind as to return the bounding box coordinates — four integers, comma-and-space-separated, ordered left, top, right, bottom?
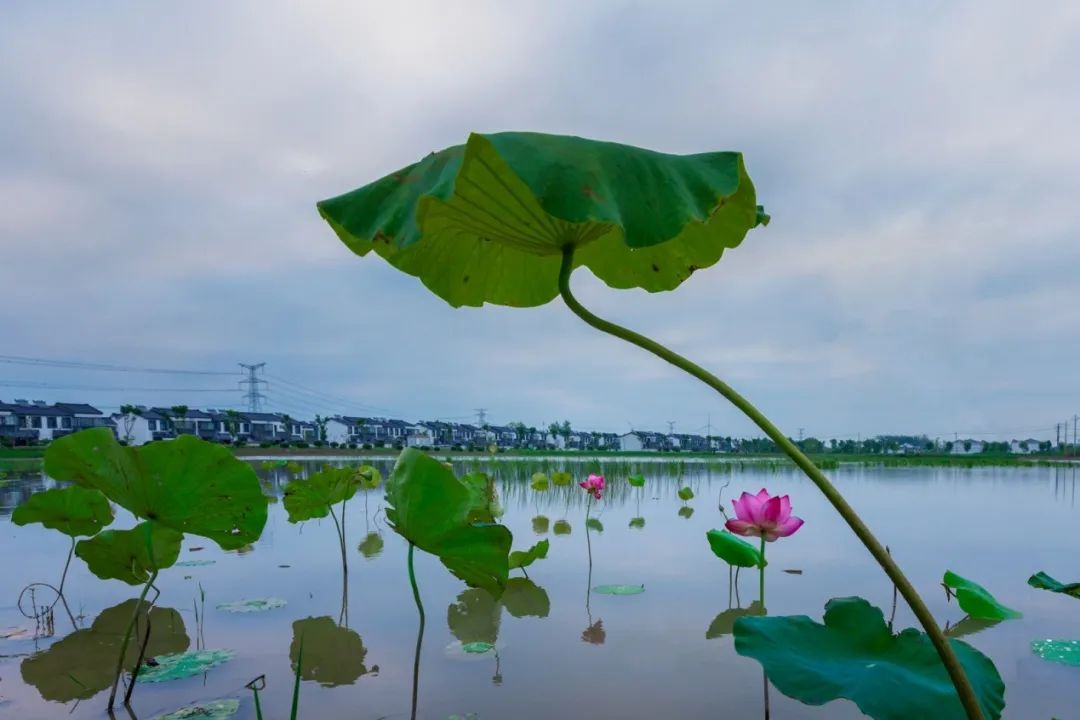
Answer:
407, 542, 425, 720
54, 537, 75, 604
106, 569, 157, 710
585, 495, 594, 617
557, 245, 985, 720
759, 537, 766, 608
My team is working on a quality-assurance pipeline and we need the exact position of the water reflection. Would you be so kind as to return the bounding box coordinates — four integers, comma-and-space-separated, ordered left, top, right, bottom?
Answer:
706, 601, 765, 639
357, 531, 384, 559
531, 515, 549, 534
289, 616, 377, 687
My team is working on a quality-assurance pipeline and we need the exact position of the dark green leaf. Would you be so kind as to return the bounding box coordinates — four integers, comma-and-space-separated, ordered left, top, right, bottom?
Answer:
706, 529, 765, 569
45, 429, 267, 550
531, 515, 550, 534
628, 516, 645, 529
585, 517, 604, 532
943, 571, 1022, 620
357, 532, 384, 559
1027, 571, 1080, 598
677, 486, 694, 501
509, 539, 549, 570
12, 486, 113, 537
552, 520, 572, 535
20, 600, 189, 701
283, 466, 359, 523
501, 578, 550, 618
461, 472, 503, 523
355, 465, 382, 489
944, 617, 1001, 639
734, 596, 1005, 720
290, 617, 375, 687
318, 132, 766, 308
75, 522, 182, 585
628, 474, 645, 487
706, 601, 764, 639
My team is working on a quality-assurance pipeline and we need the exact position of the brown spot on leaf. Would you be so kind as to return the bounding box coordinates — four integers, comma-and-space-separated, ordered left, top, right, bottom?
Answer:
651, 264, 660, 272
463, 275, 470, 284
688, 265, 699, 275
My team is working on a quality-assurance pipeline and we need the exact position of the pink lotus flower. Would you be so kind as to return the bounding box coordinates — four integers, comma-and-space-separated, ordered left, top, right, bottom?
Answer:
726, 488, 804, 542
579, 474, 605, 500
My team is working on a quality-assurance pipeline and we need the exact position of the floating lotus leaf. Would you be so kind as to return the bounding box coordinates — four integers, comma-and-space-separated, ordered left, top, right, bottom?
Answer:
706, 601, 764, 639
12, 485, 113, 537
21, 600, 189, 701
386, 449, 512, 595
592, 584, 645, 596
175, 559, 216, 567
1031, 639, 1080, 667
75, 522, 183, 585
550, 471, 572, 487
585, 517, 604, 533
706, 529, 765, 569
464, 641, 494, 654
531, 515, 550, 534
509, 539, 549, 571
216, 598, 286, 613
290, 617, 375, 687
943, 571, 1022, 621
628, 474, 645, 487
283, 465, 361, 523
552, 520, 572, 536
138, 649, 235, 683
1028, 571, 1080, 599
318, 132, 765, 307
629, 517, 645, 529
677, 487, 694, 501
501, 578, 550, 619
734, 596, 1005, 720
357, 532, 384, 559
154, 699, 240, 719
45, 428, 267, 550
530, 473, 550, 491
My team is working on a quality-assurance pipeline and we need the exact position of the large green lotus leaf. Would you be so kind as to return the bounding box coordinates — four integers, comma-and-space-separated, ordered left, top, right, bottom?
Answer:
386, 449, 511, 595
706, 529, 765, 569
21, 599, 189, 702
12, 485, 114, 537
448, 588, 501, 646
509, 539, 549, 570
138, 649, 234, 682
290, 617, 374, 687
318, 132, 766, 308
706, 601, 764, 639
1028, 571, 1080, 599
501, 577, 550, 619
733, 596, 1005, 720
45, 428, 267, 550
943, 571, 1022, 620
283, 466, 359, 523
75, 522, 183, 585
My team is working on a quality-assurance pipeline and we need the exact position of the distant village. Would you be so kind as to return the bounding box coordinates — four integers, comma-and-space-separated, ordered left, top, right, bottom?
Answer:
0, 398, 1056, 456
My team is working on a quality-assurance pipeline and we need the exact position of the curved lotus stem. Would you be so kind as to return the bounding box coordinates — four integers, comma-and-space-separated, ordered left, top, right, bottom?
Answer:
407, 543, 425, 720
557, 246, 984, 720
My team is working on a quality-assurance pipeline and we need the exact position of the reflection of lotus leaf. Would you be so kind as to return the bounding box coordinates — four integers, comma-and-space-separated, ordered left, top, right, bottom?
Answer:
448, 589, 500, 645
531, 516, 550, 535
501, 578, 550, 619
530, 473, 549, 491
357, 532, 384, 559
628, 474, 645, 487
585, 518, 604, 533
734, 596, 1005, 720
677, 506, 694, 519
628, 517, 645, 529
21, 600, 189, 701
581, 620, 605, 645
154, 699, 240, 719
552, 520, 572, 536
943, 571, 1021, 620
290, 617, 374, 687
138, 649, 234, 683
216, 598, 286, 613
944, 617, 1001, 639
12, 486, 113, 537
1031, 639, 1080, 667
706, 601, 764, 639
551, 472, 572, 487
592, 584, 645, 596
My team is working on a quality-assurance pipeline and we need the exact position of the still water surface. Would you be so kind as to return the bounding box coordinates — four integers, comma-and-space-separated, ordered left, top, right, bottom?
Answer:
1, 460, 1078, 719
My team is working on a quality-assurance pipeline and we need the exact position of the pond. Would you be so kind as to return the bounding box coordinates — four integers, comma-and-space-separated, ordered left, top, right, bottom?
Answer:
2, 457, 1078, 719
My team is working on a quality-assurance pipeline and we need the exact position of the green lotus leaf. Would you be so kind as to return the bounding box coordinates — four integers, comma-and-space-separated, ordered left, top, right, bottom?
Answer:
552, 520, 572, 535
628, 474, 645, 487
45, 428, 267, 550
678, 506, 695, 519
290, 617, 375, 687
356, 465, 382, 489
734, 596, 1005, 720
629, 516, 645, 529
318, 132, 766, 308
285, 461, 303, 474
386, 448, 512, 595
585, 517, 604, 533
501, 577, 550, 619
509, 539, 549, 570
706, 601, 764, 639
175, 559, 216, 567
138, 649, 234, 683
706, 529, 765, 569
20, 599, 189, 702
677, 486, 694, 501
1031, 639, 1080, 667
944, 617, 1001, 639
448, 588, 500, 646
461, 471, 504, 523
12, 485, 113, 537
357, 532, 384, 559
592, 584, 645, 596
550, 471, 572, 487
530, 473, 550, 491
75, 522, 183, 585
1028, 571, 1080, 599
943, 571, 1022, 620
283, 465, 361, 523
531, 515, 550, 534
216, 598, 286, 614
154, 699, 240, 720
462, 641, 496, 655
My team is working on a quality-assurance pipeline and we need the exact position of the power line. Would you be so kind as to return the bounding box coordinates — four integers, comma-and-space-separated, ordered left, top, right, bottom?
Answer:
264, 373, 397, 414
0, 354, 235, 376
0, 381, 235, 393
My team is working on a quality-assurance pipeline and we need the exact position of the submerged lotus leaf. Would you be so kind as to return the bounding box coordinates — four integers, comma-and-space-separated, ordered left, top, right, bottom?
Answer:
734, 596, 1005, 720
12, 486, 113, 537
1031, 639, 1080, 667
629, 517, 645, 529
357, 532, 384, 559
290, 617, 375, 687
386, 448, 512, 595
1028, 571, 1080, 599
45, 428, 267, 550
21, 600, 189, 702
706, 529, 765, 569
501, 577, 550, 618
138, 649, 235, 683
585, 517, 604, 533
75, 522, 183, 585
592, 584, 645, 596
943, 571, 1022, 620
628, 474, 645, 487
706, 601, 764, 639
550, 471, 572, 487
531, 515, 550, 534
216, 598, 286, 613
530, 473, 550, 491
154, 699, 240, 720
509, 539, 549, 570
283, 466, 360, 523
318, 131, 766, 308
677, 486, 694, 501
552, 520, 572, 535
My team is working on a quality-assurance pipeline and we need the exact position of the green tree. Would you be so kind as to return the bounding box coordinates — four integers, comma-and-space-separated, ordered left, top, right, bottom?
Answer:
314, 414, 328, 442
170, 405, 189, 435
119, 404, 142, 444
224, 409, 241, 439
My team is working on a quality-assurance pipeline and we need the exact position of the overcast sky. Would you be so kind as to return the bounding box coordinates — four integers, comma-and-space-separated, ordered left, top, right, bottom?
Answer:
2, 1, 1078, 440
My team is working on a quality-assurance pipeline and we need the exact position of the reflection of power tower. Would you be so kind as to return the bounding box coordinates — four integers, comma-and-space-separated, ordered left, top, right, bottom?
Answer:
239, 363, 268, 412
